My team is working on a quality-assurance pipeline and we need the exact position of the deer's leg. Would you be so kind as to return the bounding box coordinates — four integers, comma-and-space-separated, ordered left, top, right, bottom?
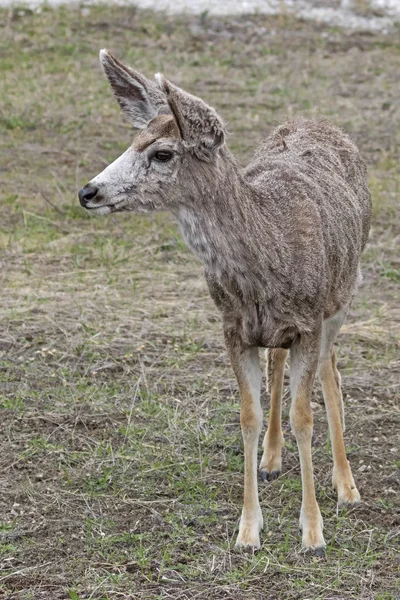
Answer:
290, 333, 325, 553
319, 312, 360, 506
331, 348, 345, 431
226, 338, 263, 550
260, 348, 288, 481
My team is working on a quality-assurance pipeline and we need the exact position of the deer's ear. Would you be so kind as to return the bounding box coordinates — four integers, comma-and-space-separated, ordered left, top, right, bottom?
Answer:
155, 74, 225, 159
99, 49, 170, 129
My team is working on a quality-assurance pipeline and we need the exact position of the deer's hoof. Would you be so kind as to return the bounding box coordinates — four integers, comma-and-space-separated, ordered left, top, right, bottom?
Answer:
260, 468, 281, 482
302, 545, 326, 559
338, 497, 361, 509
235, 512, 263, 551
336, 483, 361, 507
300, 509, 325, 554
235, 531, 261, 552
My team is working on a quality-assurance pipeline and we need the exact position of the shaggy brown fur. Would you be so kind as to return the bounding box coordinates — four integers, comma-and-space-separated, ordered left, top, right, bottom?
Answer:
195, 118, 371, 348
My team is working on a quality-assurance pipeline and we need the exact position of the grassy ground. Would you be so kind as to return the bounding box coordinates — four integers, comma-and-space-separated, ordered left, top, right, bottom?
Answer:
0, 4, 399, 599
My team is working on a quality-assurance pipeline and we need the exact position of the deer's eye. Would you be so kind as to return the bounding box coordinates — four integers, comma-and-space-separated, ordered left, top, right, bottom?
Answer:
153, 150, 173, 162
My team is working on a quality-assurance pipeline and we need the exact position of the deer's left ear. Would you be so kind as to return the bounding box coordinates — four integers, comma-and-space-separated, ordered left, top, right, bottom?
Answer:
155, 74, 225, 159
100, 50, 170, 129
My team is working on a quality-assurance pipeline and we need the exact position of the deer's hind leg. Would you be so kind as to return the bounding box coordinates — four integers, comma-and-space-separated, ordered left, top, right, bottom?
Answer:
319, 310, 360, 506
260, 348, 288, 481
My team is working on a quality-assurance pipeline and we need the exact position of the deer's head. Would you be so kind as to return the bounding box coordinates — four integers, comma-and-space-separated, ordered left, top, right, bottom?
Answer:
78, 50, 226, 215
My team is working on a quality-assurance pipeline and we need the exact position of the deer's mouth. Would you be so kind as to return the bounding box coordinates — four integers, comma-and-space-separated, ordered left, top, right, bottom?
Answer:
86, 199, 126, 214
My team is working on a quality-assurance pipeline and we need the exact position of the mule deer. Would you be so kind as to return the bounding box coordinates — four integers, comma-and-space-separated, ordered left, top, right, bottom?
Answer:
78, 50, 371, 554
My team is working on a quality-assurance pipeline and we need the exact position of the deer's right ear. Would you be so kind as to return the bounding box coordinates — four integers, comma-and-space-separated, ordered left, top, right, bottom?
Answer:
99, 49, 170, 129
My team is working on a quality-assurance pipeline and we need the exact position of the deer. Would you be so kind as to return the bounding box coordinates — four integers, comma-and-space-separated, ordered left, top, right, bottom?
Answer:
78, 50, 371, 555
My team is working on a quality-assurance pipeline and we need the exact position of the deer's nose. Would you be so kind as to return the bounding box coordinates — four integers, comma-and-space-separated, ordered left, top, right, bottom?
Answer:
78, 184, 99, 207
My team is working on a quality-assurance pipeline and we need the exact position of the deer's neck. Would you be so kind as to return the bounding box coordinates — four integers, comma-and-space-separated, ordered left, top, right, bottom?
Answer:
175, 150, 279, 294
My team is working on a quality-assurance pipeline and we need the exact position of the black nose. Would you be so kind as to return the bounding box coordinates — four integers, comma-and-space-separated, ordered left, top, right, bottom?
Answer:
78, 184, 99, 207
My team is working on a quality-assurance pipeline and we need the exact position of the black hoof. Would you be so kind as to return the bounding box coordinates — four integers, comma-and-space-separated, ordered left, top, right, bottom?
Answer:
314, 546, 326, 558
260, 469, 281, 482
302, 545, 326, 559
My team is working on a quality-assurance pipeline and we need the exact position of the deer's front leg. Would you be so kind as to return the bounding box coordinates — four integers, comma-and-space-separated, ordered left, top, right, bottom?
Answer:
226, 336, 263, 550
290, 333, 325, 554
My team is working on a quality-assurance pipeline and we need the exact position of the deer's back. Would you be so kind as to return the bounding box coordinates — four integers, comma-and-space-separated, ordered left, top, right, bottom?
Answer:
242, 119, 371, 320
248, 119, 370, 245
